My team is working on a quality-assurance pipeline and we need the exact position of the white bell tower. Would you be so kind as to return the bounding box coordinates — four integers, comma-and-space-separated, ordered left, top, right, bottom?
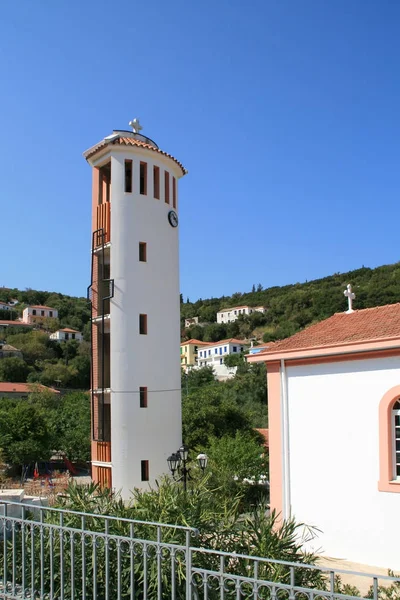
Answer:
84, 121, 187, 498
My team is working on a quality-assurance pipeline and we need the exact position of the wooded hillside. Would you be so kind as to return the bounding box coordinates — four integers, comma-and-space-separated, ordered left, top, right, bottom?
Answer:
181, 262, 400, 342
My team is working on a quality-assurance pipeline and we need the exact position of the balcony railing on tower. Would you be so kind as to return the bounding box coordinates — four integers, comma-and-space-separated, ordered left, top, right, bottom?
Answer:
95, 202, 111, 247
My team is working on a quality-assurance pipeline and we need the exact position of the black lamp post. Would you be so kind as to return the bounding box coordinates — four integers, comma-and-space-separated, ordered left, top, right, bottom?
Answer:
167, 444, 208, 491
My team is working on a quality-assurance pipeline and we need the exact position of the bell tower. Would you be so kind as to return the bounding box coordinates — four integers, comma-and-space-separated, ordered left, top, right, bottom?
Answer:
84, 121, 187, 498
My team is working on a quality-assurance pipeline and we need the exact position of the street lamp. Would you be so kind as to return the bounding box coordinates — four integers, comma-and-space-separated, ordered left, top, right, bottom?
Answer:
167, 444, 208, 491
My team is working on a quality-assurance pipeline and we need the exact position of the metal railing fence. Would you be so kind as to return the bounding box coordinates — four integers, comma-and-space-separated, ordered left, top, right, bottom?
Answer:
0, 500, 398, 600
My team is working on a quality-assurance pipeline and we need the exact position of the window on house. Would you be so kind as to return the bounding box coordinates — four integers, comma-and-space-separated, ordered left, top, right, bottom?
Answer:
125, 160, 132, 193
241, 347, 244, 352
209, 350, 211, 356
139, 314, 148, 335
224, 346, 227, 352
164, 171, 170, 204
214, 349, 218, 354
220, 358, 223, 365
194, 346, 198, 353
72, 333, 76, 340
139, 242, 147, 262
393, 400, 400, 479
140, 162, 147, 195
141, 460, 149, 481
219, 348, 222, 355
234, 311, 237, 315
199, 351, 202, 358
32, 310, 36, 316
41, 311, 45, 316
233, 346, 237, 352
140, 386, 148, 408
172, 177, 176, 209
153, 166, 160, 199
49, 311, 53, 317
65, 334, 69, 340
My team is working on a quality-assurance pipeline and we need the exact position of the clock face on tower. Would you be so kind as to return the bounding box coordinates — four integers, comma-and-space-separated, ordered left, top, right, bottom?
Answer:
168, 210, 179, 228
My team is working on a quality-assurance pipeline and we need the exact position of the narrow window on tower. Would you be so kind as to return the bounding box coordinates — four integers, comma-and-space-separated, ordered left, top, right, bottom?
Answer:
141, 460, 149, 481
153, 166, 160, 199
164, 171, 170, 204
140, 386, 148, 408
139, 314, 148, 335
139, 242, 147, 262
172, 177, 176, 209
140, 162, 147, 195
125, 160, 132, 193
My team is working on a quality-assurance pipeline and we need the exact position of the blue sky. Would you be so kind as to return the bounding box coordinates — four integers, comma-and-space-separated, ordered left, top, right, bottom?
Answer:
1, 1, 399, 301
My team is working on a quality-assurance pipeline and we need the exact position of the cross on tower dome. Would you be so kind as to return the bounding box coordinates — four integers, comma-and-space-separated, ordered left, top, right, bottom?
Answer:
344, 284, 356, 313
129, 118, 143, 134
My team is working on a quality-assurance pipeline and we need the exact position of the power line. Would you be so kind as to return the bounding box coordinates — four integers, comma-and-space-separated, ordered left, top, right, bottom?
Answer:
97, 388, 183, 394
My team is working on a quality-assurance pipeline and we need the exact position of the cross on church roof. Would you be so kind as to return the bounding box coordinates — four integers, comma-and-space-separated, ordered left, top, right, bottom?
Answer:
129, 118, 143, 134
344, 284, 356, 313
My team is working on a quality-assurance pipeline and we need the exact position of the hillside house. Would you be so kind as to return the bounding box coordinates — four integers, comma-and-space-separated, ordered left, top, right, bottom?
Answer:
50, 328, 83, 343
217, 305, 266, 324
0, 320, 33, 332
197, 338, 245, 379
0, 383, 60, 400
180, 339, 209, 371
184, 317, 199, 328
247, 295, 400, 570
0, 343, 22, 359
22, 306, 58, 325
0, 302, 13, 312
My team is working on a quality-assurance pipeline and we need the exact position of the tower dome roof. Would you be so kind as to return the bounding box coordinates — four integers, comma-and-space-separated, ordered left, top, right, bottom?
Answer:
83, 130, 187, 176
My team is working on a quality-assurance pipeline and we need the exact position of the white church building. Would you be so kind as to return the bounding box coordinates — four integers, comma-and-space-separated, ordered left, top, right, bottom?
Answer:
248, 289, 400, 570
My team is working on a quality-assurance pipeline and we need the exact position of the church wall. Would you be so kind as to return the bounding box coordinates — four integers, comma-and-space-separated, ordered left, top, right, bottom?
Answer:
286, 355, 400, 569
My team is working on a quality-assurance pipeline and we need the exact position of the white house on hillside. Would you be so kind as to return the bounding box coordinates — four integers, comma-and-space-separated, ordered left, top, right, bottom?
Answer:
247, 292, 400, 570
49, 328, 83, 343
217, 305, 265, 324
22, 306, 58, 324
0, 303, 12, 312
197, 338, 245, 379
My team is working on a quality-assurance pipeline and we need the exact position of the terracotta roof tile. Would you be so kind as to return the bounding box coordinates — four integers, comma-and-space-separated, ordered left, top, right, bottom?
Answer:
258, 303, 400, 355
180, 339, 209, 346
58, 328, 80, 333
0, 383, 60, 394
27, 306, 56, 310
84, 135, 187, 176
255, 428, 269, 447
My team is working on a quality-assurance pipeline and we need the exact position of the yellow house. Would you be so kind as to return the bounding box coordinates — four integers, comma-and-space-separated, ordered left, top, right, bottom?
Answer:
180, 339, 209, 370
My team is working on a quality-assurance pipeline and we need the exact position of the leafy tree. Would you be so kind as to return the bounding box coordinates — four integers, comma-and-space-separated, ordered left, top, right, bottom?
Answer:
202, 323, 228, 342
0, 356, 30, 382
0, 401, 52, 468
223, 352, 248, 373
30, 362, 75, 388
182, 386, 253, 448
5, 332, 55, 366
205, 431, 267, 503
185, 324, 204, 340
57, 392, 91, 462
183, 366, 215, 392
